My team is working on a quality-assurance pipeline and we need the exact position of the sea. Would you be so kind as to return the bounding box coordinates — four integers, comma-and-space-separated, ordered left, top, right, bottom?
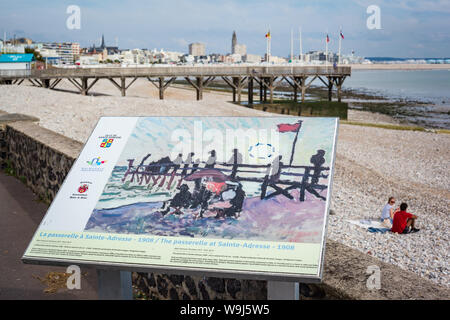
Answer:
239, 65, 450, 129
342, 69, 450, 129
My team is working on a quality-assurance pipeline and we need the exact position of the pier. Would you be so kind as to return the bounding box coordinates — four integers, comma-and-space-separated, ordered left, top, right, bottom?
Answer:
0, 65, 351, 103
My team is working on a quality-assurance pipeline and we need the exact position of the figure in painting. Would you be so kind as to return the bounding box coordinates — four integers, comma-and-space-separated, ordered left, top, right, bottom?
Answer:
161, 184, 192, 216
305, 150, 326, 201
217, 182, 246, 218
205, 150, 217, 169
190, 181, 213, 218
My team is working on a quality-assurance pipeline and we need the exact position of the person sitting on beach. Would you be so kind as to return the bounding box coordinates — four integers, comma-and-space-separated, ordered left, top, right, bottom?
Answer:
391, 202, 420, 234
381, 197, 398, 228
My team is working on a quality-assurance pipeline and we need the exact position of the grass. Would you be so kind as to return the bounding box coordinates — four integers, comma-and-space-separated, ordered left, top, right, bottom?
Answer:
3, 159, 27, 184
341, 120, 450, 134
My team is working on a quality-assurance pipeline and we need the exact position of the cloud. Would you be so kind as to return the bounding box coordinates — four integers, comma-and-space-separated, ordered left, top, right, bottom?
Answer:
0, 0, 449, 57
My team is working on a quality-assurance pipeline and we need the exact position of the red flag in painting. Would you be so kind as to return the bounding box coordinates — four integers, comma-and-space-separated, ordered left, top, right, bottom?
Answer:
340, 31, 344, 39
326, 34, 330, 43
277, 122, 301, 133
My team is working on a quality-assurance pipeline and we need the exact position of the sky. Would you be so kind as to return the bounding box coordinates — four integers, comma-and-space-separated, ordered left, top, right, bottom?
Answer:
117, 117, 337, 167
1, 0, 449, 58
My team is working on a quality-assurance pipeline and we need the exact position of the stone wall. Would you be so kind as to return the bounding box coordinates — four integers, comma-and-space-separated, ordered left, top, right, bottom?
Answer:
1, 115, 449, 300
2, 117, 81, 203
0, 124, 6, 170
133, 273, 267, 300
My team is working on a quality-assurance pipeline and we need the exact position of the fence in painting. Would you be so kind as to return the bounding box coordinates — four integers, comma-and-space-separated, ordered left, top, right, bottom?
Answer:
121, 149, 329, 202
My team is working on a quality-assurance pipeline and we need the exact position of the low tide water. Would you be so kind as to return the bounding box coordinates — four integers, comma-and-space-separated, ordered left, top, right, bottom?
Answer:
215, 69, 449, 129
343, 69, 450, 129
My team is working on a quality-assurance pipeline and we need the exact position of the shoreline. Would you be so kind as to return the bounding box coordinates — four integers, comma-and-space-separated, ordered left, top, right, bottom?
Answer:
192, 80, 449, 130
349, 63, 450, 70
0, 81, 448, 288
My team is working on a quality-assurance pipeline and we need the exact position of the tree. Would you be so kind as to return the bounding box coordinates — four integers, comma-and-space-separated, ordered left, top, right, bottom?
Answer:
25, 47, 44, 62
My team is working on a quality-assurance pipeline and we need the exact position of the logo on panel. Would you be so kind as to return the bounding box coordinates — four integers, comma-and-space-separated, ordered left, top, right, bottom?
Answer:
70, 181, 93, 200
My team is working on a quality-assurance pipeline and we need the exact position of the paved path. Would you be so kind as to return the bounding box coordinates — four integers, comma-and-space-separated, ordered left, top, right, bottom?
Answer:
0, 172, 98, 299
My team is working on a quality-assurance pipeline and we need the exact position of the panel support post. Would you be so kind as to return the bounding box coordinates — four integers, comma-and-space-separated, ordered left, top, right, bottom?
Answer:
267, 281, 299, 300
97, 269, 132, 300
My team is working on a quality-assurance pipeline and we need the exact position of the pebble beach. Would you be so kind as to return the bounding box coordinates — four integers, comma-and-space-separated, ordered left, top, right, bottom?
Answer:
0, 79, 448, 288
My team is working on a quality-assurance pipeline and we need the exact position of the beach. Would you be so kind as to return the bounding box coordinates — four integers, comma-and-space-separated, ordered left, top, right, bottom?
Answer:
0, 79, 448, 288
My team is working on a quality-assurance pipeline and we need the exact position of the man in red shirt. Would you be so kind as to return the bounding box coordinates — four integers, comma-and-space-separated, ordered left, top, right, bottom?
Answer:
391, 203, 420, 234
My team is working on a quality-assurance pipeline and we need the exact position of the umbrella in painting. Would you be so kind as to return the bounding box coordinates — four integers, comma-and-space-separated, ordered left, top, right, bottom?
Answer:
184, 169, 230, 182
184, 169, 230, 195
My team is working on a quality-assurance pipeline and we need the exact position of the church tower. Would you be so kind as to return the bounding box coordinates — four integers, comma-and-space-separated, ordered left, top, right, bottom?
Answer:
101, 34, 105, 49
232, 31, 237, 54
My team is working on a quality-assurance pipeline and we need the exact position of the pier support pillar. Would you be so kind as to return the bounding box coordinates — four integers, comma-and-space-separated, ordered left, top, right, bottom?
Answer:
42, 79, 50, 89
232, 77, 238, 102
284, 76, 301, 103
81, 77, 88, 96
337, 78, 342, 102
120, 77, 126, 97
293, 82, 298, 102
230, 76, 244, 103
159, 77, 164, 100
334, 76, 346, 103
148, 76, 175, 100
236, 76, 242, 103
248, 76, 254, 105
259, 78, 263, 102
327, 77, 333, 102
263, 78, 268, 102
196, 76, 203, 101
301, 76, 307, 103
269, 77, 274, 104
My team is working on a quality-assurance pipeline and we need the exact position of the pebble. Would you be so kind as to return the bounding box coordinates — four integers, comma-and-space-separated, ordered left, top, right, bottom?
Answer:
1, 80, 449, 289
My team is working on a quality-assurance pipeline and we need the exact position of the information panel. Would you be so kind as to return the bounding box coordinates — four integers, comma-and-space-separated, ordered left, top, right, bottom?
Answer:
23, 116, 338, 282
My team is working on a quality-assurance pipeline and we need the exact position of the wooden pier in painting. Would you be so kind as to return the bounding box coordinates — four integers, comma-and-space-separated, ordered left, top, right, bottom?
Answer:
121, 148, 330, 203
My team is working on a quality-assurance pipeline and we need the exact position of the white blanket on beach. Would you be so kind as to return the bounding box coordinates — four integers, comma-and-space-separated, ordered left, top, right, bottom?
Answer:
347, 219, 386, 229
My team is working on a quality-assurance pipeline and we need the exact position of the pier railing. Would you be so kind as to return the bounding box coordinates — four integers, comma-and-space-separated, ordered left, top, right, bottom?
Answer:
0, 65, 351, 79
0, 69, 31, 78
